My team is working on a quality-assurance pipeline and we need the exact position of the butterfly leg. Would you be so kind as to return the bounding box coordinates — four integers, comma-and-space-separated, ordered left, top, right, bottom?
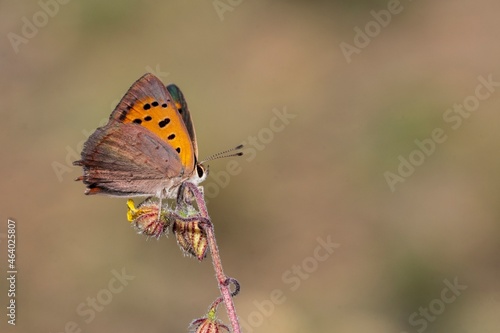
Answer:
176, 182, 192, 211
157, 196, 164, 222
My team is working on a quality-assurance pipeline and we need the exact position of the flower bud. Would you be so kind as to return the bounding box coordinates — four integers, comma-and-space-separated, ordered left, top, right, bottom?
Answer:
173, 218, 208, 261
189, 312, 229, 333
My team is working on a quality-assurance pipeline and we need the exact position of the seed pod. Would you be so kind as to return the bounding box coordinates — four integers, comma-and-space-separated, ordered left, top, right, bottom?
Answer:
173, 218, 208, 261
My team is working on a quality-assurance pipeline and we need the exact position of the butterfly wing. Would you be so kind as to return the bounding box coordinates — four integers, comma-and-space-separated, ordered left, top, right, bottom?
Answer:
111, 73, 196, 173
166, 84, 199, 160
74, 123, 183, 197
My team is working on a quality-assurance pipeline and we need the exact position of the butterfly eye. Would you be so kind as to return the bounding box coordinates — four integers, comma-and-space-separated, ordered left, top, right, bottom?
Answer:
196, 164, 205, 178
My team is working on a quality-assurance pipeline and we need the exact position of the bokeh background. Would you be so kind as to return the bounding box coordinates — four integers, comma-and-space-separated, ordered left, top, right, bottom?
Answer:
1, 1, 500, 332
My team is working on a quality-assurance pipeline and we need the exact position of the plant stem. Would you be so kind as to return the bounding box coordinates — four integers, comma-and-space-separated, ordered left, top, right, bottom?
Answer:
186, 183, 241, 333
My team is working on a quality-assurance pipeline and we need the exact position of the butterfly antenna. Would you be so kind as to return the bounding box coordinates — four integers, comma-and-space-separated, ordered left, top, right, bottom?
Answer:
201, 144, 244, 163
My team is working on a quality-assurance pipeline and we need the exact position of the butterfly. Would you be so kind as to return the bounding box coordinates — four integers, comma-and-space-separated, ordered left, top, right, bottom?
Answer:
73, 73, 207, 200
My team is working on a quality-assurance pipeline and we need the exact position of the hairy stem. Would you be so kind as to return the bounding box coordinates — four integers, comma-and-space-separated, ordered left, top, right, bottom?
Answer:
185, 182, 241, 333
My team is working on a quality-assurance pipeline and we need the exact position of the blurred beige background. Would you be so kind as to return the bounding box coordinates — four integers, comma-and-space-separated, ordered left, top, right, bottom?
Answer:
1, 1, 500, 332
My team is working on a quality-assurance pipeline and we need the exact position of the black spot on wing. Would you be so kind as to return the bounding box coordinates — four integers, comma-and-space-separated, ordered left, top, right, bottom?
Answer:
159, 118, 170, 128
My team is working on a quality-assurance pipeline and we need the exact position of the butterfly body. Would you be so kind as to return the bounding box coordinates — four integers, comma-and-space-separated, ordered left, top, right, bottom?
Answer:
74, 73, 206, 199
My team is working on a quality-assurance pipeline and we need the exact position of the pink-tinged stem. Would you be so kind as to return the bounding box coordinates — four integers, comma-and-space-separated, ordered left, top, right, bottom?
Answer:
186, 183, 241, 333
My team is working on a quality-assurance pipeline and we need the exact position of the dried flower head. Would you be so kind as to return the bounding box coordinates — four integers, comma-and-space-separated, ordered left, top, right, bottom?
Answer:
173, 217, 208, 261
126, 199, 170, 238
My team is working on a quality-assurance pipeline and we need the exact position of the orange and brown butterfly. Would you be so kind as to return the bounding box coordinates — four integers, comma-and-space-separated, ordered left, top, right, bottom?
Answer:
73, 73, 207, 199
